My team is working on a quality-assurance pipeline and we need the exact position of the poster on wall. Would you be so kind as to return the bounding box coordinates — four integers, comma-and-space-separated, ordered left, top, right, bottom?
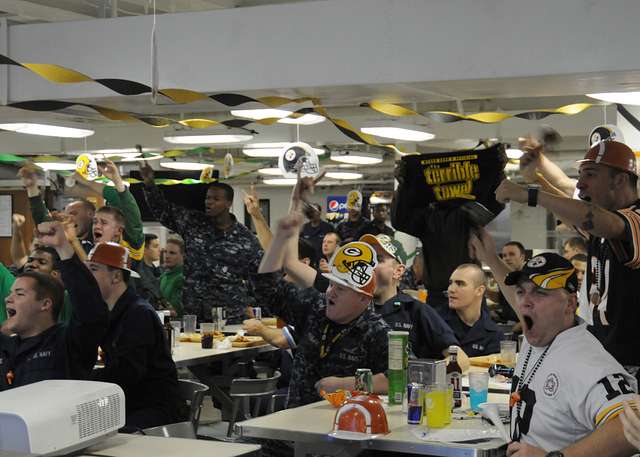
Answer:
326, 195, 347, 222
0, 195, 12, 237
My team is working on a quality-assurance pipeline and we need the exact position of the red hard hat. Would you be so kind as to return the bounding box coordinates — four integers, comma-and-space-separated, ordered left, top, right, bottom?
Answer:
87, 242, 140, 278
329, 395, 389, 440
577, 140, 637, 176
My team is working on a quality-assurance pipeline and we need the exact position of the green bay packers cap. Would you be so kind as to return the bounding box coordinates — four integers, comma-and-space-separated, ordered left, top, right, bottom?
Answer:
505, 252, 577, 293
359, 234, 407, 264
322, 241, 378, 297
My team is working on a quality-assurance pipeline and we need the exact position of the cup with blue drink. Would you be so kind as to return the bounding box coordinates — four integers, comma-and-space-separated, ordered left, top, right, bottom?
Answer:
468, 371, 489, 413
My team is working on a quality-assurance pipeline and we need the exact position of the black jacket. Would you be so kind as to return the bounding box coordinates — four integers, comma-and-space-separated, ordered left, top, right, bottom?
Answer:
90, 286, 183, 428
0, 256, 109, 391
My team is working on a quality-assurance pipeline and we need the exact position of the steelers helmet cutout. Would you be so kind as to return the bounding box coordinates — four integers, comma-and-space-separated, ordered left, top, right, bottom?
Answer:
278, 142, 320, 179
346, 190, 363, 211
588, 124, 624, 147
200, 166, 215, 181
76, 153, 99, 181
527, 255, 547, 268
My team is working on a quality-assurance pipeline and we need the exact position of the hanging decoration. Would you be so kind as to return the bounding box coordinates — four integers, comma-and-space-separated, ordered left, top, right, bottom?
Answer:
361, 100, 593, 124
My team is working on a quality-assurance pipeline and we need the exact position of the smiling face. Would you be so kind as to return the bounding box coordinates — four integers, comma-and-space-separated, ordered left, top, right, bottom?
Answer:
576, 163, 617, 210
205, 187, 232, 218
515, 280, 577, 347
4, 277, 55, 338
325, 281, 369, 324
25, 250, 56, 275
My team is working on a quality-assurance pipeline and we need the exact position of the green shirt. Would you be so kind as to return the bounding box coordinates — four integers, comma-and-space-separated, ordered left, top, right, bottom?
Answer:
160, 265, 184, 316
102, 186, 145, 262
0, 263, 15, 322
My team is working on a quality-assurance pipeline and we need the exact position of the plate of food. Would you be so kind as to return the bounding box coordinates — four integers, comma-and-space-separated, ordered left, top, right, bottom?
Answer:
231, 335, 266, 347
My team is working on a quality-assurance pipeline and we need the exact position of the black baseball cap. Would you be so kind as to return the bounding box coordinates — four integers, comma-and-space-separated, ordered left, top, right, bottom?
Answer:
505, 252, 577, 293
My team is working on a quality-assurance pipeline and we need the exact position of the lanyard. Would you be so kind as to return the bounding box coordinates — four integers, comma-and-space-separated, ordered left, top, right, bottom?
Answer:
319, 323, 351, 359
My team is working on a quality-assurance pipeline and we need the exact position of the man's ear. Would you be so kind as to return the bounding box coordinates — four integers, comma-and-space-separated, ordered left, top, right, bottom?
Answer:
50, 270, 61, 281
40, 297, 54, 313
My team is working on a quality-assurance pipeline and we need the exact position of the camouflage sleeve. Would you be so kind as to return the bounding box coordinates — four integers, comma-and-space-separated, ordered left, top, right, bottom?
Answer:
28, 195, 51, 225
367, 321, 390, 375
253, 273, 320, 333
142, 185, 198, 236
103, 186, 144, 251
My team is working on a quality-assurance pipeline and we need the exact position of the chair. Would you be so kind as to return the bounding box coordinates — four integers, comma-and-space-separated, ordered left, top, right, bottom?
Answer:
142, 379, 210, 439
226, 370, 281, 437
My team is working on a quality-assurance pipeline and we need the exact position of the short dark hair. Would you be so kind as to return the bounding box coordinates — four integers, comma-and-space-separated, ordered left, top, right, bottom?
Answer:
298, 239, 317, 266
144, 233, 158, 245
32, 246, 61, 270
208, 182, 234, 202
564, 236, 587, 252
166, 238, 185, 255
17, 271, 65, 320
571, 253, 587, 263
504, 241, 526, 257
96, 206, 125, 228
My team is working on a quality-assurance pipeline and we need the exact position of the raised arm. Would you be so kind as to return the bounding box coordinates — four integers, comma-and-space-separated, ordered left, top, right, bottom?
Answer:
496, 179, 625, 240
518, 136, 577, 197
10, 214, 28, 269
243, 185, 273, 250
139, 161, 198, 235
37, 221, 109, 376
469, 227, 520, 321
18, 167, 51, 224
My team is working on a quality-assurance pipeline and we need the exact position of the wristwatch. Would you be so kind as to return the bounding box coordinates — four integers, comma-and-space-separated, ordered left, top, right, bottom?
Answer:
545, 451, 564, 457
527, 184, 540, 207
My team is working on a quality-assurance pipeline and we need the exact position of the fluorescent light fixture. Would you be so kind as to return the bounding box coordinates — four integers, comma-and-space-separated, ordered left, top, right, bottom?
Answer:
164, 131, 253, 145
34, 162, 77, 171
0, 123, 94, 138
263, 178, 298, 185
361, 125, 435, 142
587, 92, 640, 105
160, 161, 213, 171
506, 148, 524, 159
258, 167, 283, 176
243, 144, 325, 158
230, 109, 291, 120
93, 151, 141, 160
325, 171, 363, 180
277, 113, 326, 125
330, 150, 383, 165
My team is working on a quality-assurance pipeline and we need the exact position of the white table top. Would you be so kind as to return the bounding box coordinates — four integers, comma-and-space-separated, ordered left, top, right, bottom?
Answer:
237, 393, 509, 456
172, 341, 278, 368
79, 433, 259, 457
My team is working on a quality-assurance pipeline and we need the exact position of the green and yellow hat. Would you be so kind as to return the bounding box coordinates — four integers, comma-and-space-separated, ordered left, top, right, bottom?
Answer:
505, 252, 577, 293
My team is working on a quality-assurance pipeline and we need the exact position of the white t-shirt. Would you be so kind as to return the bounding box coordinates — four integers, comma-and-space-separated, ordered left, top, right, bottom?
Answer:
510, 323, 637, 452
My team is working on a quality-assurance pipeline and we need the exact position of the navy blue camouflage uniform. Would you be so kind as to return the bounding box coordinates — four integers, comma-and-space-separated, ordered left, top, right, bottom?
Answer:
0, 255, 109, 391
254, 272, 390, 408
143, 185, 263, 324
443, 306, 502, 357
375, 293, 458, 360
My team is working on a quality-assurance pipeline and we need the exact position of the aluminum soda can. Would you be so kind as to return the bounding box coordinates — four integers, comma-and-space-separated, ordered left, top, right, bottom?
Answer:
355, 368, 373, 393
407, 382, 424, 425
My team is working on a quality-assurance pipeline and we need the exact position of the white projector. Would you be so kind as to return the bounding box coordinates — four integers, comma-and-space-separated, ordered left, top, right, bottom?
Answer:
0, 380, 125, 456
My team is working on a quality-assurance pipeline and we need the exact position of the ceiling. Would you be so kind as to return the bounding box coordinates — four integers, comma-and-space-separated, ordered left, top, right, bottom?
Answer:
0, 0, 633, 188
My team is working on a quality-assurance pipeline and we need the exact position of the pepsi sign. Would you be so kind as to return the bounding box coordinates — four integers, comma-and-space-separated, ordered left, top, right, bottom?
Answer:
327, 195, 348, 214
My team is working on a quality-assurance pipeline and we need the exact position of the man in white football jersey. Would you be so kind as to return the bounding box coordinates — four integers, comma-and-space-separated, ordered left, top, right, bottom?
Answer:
470, 228, 637, 457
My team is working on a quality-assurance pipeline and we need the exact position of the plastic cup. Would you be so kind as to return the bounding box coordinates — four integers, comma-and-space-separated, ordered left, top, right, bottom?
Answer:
200, 323, 215, 349
500, 340, 517, 368
468, 371, 489, 412
183, 315, 197, 335
425, 383, 449, 428
170, 320, 181, 346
